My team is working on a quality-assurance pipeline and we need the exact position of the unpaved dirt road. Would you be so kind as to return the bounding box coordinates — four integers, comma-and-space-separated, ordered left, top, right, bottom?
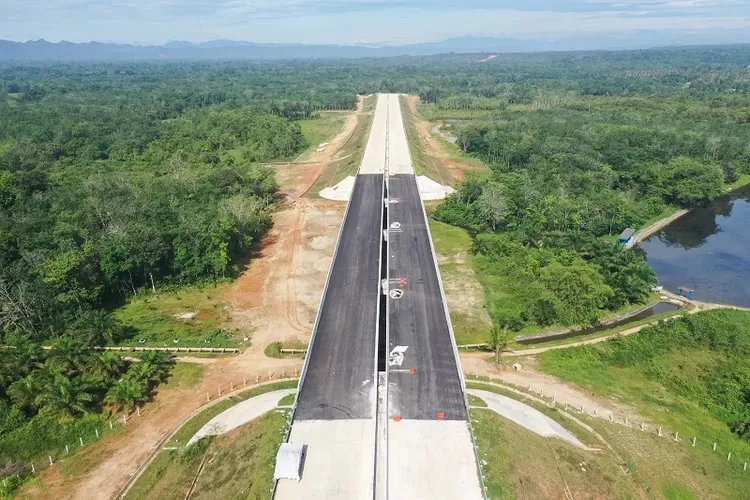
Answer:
21, 104, 362, 500
274, 96, 364, 198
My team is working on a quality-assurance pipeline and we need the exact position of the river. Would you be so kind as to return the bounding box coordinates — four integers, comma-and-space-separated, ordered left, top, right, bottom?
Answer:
638, 185, 750, 307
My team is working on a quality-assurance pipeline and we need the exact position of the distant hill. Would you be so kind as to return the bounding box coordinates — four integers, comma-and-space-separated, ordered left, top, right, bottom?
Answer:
1, 34, 750, 61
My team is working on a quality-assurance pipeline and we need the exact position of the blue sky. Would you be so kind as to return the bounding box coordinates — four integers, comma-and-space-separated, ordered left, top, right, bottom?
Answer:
2, 0, 749, 45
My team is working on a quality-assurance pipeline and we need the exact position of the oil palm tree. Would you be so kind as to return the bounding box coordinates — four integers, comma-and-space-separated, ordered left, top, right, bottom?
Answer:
88, 351, 125, 385
35, 373, 93, 415
7, 374, 39, 412
105, 378, 149, 415
46, 336, 91, 376
138, 350, 174, 383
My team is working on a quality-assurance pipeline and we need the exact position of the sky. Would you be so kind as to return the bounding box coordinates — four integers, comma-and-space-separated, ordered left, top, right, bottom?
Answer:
1, 0, 750, 46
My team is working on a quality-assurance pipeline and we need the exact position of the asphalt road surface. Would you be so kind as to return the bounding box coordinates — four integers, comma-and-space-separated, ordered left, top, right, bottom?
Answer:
387, 174, 467, 420
295, 174, 384, 420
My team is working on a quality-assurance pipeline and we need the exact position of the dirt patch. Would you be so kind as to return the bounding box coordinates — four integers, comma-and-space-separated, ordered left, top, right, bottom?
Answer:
194, 311, 213, 321
226, 198, 344, 359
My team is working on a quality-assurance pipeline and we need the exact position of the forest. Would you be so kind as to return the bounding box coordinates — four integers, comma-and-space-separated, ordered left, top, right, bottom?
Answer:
1, 49, 749, 328
428, 51, 750, 330
1, 46, 750, 487
1, 46, 749, 340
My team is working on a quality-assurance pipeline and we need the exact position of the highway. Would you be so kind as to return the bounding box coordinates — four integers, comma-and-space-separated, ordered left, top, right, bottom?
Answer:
387, 173, 467, 420
276, 94, 482, 500
294, 173, 383, 420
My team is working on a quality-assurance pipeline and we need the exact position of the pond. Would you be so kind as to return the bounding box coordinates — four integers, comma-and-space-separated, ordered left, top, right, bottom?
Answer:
638, 185, 750, 307
515, 302, 680, 345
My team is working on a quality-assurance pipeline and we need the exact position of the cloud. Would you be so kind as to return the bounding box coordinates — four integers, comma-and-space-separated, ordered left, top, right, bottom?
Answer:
1, 0, 748, 45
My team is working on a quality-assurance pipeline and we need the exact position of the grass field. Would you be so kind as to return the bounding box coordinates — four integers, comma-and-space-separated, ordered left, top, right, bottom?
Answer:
429, 220, 493, 345
128, 380, 298, 499
470, 403, 639, 499
299, 112, 348, 148
469, 381, 750, 499
111, 284, 248, 348
536, 311, 750, 498
165, 363, 205, 389
127, 410, 288, 500
310, 95, 376, 194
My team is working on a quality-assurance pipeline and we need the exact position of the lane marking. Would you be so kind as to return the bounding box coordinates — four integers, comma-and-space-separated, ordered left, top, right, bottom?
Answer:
388, 345, 409, 366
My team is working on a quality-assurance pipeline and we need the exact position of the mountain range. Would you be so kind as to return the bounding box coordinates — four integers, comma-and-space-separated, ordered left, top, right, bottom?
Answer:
2, 33, 750, 60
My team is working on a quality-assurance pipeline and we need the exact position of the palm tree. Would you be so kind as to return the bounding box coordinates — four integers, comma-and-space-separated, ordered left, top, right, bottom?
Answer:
487, 325, 510, 365
124, 362, 158, 388
105, 379, 148, 415
72, 310, 126, 346
47, 336, 91, 376
0, 339, 43, 392
8, 374, 39, 411
35, 373, 94, 415
138, 351, 174, 383
89, 351, 125, 385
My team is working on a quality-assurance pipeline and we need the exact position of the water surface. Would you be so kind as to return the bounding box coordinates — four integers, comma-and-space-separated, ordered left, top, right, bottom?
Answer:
639, 185, 750, 307
516, 302, 679, 345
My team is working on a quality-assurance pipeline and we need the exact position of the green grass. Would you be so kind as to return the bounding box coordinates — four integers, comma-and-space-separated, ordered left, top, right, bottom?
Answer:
297, 111, 348, 159
663, 484, 698, 500
127, 410, 289, 500
310, 95, 376, 193
164, 363, 204, 389
468, 380, 750, 499
128, 381, 297, 499
190, 410, 289, 500
584, 413, 749, 499
471, 406, 638, 499
277, 394, 295, 406
726, 173, 750, 192
429, 220, 493, 345
537, 311, 750, 495
264, 340, 307, 359
111, 284, 249, 348
468, 394, 488, 407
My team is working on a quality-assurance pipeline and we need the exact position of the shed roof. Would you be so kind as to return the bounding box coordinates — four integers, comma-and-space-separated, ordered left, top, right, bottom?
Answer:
618, 228, 636, 240
274, 443, 305, 481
